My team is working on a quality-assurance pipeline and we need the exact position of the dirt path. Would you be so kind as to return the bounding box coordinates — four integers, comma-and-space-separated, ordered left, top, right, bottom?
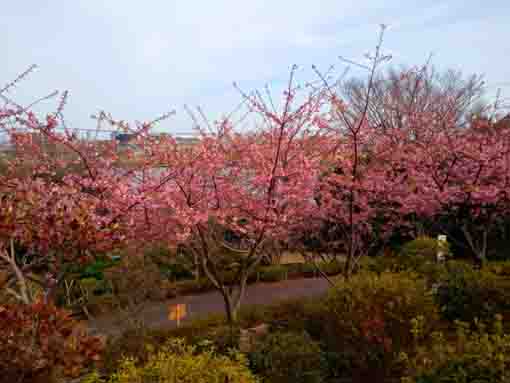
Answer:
88, 277, 330, 337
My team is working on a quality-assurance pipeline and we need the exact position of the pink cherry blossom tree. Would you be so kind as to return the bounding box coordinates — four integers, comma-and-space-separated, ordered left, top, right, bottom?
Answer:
0, 67, 173, 303
142, 67, 326, 322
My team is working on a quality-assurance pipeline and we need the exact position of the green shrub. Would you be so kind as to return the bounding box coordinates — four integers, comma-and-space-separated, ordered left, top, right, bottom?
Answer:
90, 338, 258, 383
400, 316, 510, 382
159, 263, 195, 281
399, 236, 444, 259
320, 271, 440, 380
249, 331, 325, 383
162, 261, 340, 298
239, 298, 324, 334
173, 278, 214, 295
396, 236, 450, 272
258, 265, 288, 282
65, 255, 120, 281
436, 263, 510, 323
360, 240, 452, 283
321, 260, 344, 276
145, 245, 196, 281
298, 262, 320, 277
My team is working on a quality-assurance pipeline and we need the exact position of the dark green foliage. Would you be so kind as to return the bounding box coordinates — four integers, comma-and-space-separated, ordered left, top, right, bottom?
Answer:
249, 331, 326, 383
239, 298, 323, 334
145, 245, 196, 281
66, 255, 120, 281
397, 236, 448, 268
361, 254, 450, 284
165, 261, 342, 297
257, 265, 288, 282
436, 263, 510, 323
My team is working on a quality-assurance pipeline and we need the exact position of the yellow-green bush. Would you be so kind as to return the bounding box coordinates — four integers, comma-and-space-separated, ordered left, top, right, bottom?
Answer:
399, 236, 445, 259
321, 271, 440, 381
88, 338, 258, 383
400, 315, 510, 382
395, 236, 450, 272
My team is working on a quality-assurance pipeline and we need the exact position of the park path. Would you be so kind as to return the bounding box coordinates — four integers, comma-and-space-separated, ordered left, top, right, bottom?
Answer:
88, 277, 330, 337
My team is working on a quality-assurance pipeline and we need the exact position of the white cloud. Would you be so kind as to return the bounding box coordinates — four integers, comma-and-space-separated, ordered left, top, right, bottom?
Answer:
1, 0, 508, 133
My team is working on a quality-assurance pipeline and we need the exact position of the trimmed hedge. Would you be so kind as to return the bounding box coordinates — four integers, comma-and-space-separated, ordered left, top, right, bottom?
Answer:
167, 261, 343, 297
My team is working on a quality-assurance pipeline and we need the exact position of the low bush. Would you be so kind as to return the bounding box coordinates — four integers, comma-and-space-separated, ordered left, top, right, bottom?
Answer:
297, 262, 320, 277
379, 236, 449, 274
0, 300, 104, 382
400, 315, 510, 382
360, 251, 455, 285
395, 236, 450, 273
320, 260, 344, 276
257, 265, 288, 282
165, 261, 340, 298
239, 298, 322, 333
145, 245, 196, 281
173, 277, 215, 295
71, 256, 120, 280
436, 263, 510, 323
88, 338, 258, 383
320, 271, 440, 381
249, 331, 325, 383
400, 236, 446, 259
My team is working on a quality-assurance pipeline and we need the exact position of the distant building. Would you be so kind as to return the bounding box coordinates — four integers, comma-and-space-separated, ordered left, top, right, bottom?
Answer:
113, 132, 199, 152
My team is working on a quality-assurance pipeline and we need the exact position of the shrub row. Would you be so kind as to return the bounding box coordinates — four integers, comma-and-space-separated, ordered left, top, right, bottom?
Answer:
165, 261, 344, 297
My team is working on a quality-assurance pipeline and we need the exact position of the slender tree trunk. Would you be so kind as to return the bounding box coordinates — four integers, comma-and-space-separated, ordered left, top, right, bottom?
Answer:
194, 252, 200, 281
0, 240, 31, 304
344, 254, 352, 278
222, 292, 238, 324
344, 233, 354, 278
220, 273, 249, 325
461, 224, 488, 267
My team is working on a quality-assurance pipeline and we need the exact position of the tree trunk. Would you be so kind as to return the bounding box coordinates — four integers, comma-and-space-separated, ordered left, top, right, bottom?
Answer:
220, 273, 249, 325
194, 252, 200, 281
222, 293, 238, 324
462, 224, 488, 267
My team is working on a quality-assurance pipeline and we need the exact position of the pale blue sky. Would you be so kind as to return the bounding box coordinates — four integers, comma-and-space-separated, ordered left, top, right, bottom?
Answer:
2, 1, 509, 134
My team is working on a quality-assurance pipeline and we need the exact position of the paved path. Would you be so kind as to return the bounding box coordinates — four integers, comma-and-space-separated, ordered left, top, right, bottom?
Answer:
88, 277, 330, 337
